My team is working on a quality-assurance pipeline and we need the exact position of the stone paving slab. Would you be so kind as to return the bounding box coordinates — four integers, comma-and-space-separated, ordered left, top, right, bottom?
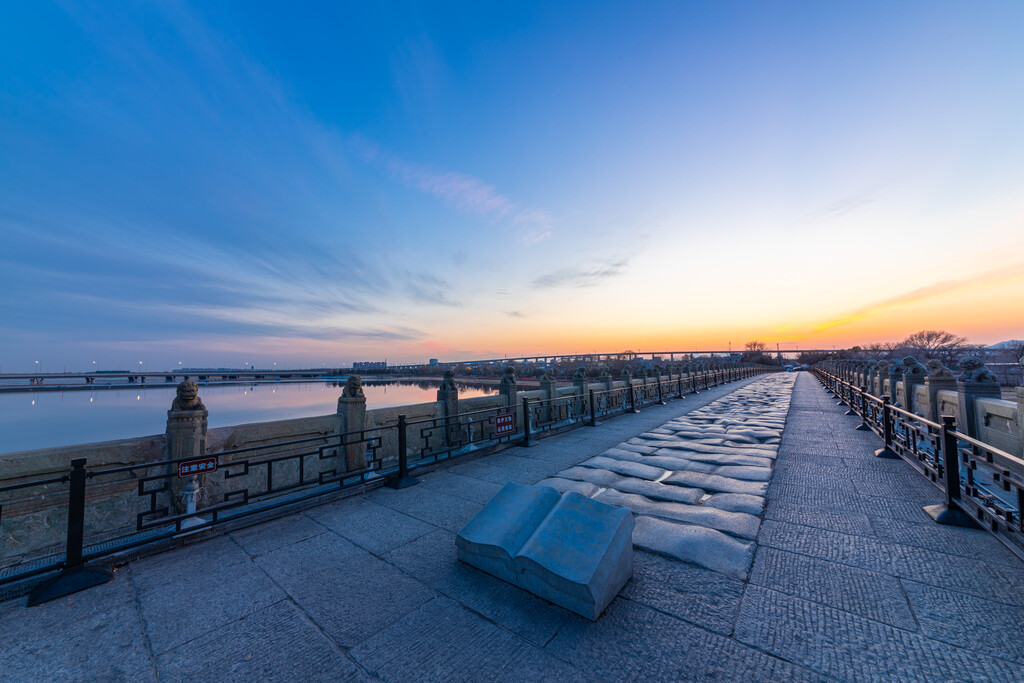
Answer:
3, 371, 1024, 681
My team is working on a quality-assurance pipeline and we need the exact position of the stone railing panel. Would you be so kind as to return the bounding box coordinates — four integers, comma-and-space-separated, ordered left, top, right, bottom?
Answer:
974, 398, 1021, 457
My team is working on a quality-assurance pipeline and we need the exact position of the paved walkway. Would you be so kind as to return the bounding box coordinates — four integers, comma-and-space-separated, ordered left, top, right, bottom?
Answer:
2, 373, 1022, 681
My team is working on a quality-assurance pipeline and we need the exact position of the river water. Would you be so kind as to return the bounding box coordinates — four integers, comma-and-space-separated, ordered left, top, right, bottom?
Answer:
0, 381, 498, 454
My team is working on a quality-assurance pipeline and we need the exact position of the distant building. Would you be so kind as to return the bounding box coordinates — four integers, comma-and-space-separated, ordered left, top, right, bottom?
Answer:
353, 361, 387, 371
429, 359, 439, 366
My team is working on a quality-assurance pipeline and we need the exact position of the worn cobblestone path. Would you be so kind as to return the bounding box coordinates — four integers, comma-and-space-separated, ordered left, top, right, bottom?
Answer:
2, 372, 1022, 681
540, 373, 794, 580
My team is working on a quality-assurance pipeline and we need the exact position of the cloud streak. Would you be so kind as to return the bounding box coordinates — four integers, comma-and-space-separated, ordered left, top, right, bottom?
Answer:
813, 261, 1024, 333
532, 259, 630, 289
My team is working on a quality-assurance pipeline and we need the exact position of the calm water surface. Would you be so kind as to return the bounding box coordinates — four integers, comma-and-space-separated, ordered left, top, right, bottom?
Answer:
0, 381, 497, 454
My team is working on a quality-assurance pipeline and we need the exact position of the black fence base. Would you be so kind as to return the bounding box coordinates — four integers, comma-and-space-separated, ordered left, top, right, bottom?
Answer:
387, 475, 420, 489
844, 409, 857, 416
586, 420, 602, 427
855, 423, 872, 431
27, 565, 113, 606
874, 447, 899, 459
923, 504, 980, 529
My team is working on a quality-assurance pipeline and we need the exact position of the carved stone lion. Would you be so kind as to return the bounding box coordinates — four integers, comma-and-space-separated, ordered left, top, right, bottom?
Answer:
903, 356, 927, 377
342, 374, 365, 398
620, 365, 633, 379
541, 368, 556, 382
439, 369, 457, 392
926, 359, 954, 379
499, 365, 516, 387
958, 357, 998, 383
171, 380, 204, 411
573, 366, 588, 381
888, 358, 904, 376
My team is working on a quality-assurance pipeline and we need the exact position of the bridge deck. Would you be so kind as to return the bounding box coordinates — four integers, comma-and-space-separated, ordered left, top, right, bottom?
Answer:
1, 374, 1021, 681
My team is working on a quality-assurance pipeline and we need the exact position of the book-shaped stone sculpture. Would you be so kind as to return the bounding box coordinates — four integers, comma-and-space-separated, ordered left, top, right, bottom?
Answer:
456, 482, 634, 620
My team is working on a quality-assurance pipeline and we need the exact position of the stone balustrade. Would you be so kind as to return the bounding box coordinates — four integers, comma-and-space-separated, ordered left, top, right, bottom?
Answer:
0, 364, 757, 567
821, 356, 1024, 458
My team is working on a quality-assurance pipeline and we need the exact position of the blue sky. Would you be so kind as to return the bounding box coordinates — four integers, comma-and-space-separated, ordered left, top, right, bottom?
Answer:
2, 1, 1023, 370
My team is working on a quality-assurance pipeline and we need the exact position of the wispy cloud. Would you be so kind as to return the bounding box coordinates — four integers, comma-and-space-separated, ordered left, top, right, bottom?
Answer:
813, 261, 1024, 333
805, 185, 881, 220
351, 136, 554, 240
404, 272, 460, 307
532, 259, 631, 289
515, 209, 553, 245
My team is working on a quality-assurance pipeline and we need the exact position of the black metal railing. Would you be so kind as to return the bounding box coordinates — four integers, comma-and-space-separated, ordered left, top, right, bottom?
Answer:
815, 368, 1024, 561
2, 365, 775, 601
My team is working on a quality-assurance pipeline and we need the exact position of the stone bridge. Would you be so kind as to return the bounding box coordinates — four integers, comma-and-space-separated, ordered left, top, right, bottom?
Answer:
3, 370, 1022, 680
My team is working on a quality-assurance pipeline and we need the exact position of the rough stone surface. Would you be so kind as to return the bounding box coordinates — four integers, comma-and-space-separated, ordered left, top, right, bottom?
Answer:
544, 373, 795, 578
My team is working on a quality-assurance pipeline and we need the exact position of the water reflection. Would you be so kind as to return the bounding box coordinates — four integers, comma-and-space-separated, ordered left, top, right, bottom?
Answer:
0, 381, 497, 454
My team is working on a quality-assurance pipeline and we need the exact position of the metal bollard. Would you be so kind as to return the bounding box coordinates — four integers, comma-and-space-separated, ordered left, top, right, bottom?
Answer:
656, 376, 666, 404
628, 383, 639, 413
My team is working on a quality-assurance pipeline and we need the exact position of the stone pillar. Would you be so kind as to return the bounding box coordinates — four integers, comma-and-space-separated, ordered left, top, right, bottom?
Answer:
924, 361, 957, 423
902, 356, 927, 415
600, 367, 613, 390
876, 360, 889, 397
955, 357, 1002, 439
1016, 358, 1024, 454
573, 366, 589, 416
437, 370, 460, 446
336, 375, 367, 472
166, 380, 208, 513
864, 361, 879, 396
887, 359, 905, 406
540, 368, 557, 422
499, 365, 518, 407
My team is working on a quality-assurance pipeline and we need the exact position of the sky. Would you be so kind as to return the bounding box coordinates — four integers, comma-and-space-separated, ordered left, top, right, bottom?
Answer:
2, 1, 1023, 371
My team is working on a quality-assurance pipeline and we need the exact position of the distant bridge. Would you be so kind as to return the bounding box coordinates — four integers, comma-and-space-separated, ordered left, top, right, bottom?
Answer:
0, 349, 836, 387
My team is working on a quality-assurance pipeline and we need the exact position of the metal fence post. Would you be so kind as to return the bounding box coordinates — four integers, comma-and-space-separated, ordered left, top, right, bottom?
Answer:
656, 376, 666, 404
388, 414, 419, 489
923, 416, 978, 528
855, 387, 872, 430
27, 458, 113, 606
844, 381, 857, 415
628, 382, 639, 413
875, 395, 899, 458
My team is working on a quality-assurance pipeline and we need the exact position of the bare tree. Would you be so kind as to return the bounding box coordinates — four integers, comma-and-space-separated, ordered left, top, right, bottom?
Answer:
744, 341, 767, 352
900, 330, 968, 363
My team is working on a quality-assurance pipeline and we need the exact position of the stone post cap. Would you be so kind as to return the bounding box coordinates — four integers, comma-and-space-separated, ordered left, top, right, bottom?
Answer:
339, 374, 365, 399
903, 356, 927, 377
926, 360, 955, 380
957, 357, 999, 383
439, 370, 457, 392
171, 380, 205, 412
499, 365, 517, 388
